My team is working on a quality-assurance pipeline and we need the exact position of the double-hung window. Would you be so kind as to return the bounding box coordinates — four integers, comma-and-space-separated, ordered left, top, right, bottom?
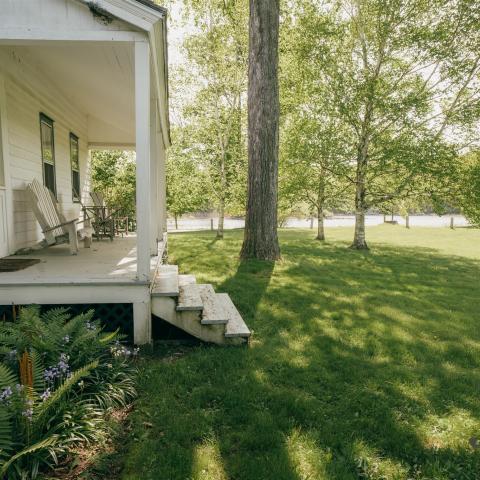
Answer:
70, 133, 80, 202
39, 114, 56, 196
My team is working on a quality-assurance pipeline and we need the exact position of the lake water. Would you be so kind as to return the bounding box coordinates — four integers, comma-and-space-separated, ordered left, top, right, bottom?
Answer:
167, 214, 470, 232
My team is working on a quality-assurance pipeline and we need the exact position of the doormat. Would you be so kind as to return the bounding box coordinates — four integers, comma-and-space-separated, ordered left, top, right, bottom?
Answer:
0, 258, 41, 272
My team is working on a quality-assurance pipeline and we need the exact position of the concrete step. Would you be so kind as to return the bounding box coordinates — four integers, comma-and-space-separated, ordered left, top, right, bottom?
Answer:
178, 274, 197, 287
177, 283, 203, 312
151, 264, 179, 297
198, 284, 229, 325
220, 293, 251, 339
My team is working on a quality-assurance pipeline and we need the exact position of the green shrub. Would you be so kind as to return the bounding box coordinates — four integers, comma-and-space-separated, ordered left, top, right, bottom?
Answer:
0, 306, 137, 479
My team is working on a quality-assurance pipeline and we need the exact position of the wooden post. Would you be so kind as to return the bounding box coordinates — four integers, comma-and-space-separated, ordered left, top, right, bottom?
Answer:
135, 41, 151, 282
149, 98, 158, 256
310, 217, 314, 229
133, 300, 151, 345
156, 129, 167, 237
450, 217, 454, 229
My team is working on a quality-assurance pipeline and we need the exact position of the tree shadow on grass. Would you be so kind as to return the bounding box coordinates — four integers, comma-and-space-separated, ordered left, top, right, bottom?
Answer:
122, 233, 480, 480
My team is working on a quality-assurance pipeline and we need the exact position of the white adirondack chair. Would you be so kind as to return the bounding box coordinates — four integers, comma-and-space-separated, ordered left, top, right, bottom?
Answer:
26, 178, 92, 255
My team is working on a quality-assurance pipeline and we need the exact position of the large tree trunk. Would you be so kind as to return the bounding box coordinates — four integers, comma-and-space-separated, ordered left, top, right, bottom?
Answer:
240, 0, 281, 261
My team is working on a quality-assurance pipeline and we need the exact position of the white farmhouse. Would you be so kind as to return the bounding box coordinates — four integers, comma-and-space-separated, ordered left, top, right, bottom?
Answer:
0, 0, 250, 345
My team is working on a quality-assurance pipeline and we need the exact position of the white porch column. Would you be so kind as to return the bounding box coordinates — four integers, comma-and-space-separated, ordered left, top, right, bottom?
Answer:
135, 41, 151, 282
157, 130, 167, 236
149, 98, 159, 255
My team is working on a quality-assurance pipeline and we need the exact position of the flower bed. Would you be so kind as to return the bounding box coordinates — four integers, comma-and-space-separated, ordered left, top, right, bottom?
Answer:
0, 306, 137, 479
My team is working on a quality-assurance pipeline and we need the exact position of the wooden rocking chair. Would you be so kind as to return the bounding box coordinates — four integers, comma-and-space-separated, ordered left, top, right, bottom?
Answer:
26, 178, 92, 255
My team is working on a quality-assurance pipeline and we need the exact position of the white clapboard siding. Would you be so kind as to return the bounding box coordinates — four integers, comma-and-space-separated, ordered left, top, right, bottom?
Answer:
0, 47, 90, 251
1, 0, 141, 32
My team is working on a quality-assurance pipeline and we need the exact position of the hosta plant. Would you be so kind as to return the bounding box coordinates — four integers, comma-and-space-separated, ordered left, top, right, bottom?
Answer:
0, 307, 137, 479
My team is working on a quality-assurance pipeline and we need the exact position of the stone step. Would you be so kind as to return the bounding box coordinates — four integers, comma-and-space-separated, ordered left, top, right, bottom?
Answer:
219, 293, 251, 339
151, 264, 179, 297
178, 274, 197, 287
198, 284, 229, 325
177, 283, 203, 312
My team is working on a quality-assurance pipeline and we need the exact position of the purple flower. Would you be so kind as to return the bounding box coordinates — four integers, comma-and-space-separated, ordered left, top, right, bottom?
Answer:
22, 408, 33, 421
0, 386, 13, 403
44, 354, 70, 383
40, 388, 51, 401
44, 367, 59, 382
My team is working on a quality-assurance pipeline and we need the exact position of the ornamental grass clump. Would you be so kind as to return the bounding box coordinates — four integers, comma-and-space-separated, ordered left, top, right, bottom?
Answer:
0, 306, 137, 479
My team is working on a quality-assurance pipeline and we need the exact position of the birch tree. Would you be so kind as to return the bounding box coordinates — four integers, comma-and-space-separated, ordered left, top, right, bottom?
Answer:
293, 0, 480, 249
177, 0, 248, 238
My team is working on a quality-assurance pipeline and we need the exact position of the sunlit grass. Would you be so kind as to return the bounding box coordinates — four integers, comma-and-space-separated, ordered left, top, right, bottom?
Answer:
121, 226, 480, 479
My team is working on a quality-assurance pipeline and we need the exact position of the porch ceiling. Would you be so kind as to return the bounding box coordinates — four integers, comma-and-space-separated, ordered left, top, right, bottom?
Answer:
13, 43, 136, 146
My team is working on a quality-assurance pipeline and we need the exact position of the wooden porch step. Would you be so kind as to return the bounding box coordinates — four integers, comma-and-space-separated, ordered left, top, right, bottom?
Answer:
151, 264, 179, 297
178, 274, 197, 287
198, 284, 229, 325
177, 283, 203, 312
220, 294, 251, 338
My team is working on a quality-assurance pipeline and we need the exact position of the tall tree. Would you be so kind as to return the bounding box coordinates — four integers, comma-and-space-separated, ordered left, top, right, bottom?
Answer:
280, 6, 354, 241
292, 0, 480, 249
166, 128, 209, 228
176, 0, 248, 239
240, 0, 281, 260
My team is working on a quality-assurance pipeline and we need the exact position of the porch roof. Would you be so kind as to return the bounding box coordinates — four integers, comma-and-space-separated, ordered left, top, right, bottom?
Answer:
0, 0, 171, 149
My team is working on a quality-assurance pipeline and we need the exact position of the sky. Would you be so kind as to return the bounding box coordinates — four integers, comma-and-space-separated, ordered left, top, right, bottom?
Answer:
165, 2, 193, 67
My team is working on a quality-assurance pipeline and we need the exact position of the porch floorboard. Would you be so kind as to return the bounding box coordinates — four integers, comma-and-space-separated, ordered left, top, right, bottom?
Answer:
0, 235, 159, 285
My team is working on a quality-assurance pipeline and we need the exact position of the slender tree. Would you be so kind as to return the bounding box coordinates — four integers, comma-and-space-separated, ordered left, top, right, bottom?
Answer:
178, 0, 248, 239
240, 0, 281, 260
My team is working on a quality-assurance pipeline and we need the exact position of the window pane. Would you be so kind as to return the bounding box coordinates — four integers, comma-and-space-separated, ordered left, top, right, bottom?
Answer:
41, 122, 54, 165
44, 163, 55, 194
72, 171, 80, 201
70, 134, 80, 201
70, 136, 79, 171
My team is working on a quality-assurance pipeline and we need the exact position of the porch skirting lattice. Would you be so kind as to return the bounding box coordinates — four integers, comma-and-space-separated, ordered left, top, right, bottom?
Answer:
0, 303, 134, 342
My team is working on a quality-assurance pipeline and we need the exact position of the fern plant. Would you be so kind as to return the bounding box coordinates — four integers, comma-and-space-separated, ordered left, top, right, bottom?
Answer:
0, 307, 137, 479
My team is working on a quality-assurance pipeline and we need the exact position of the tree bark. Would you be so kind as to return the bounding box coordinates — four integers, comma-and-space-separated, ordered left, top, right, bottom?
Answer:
317, 206, 325, 241
217, 198, 225, 239
351, 137, 369, 250
217, 152, 226, 239
316, 176, 325, 241
174, 214, 178, 230
351, 100, 372, 250
240, 0, 281, 261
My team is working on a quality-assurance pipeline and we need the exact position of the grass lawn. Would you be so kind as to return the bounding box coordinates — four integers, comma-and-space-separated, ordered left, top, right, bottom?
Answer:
121, 226, 480, 480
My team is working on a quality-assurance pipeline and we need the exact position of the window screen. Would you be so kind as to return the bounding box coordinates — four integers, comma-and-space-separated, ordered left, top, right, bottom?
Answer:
70, 133, 80, 201
40, 114, 56, 196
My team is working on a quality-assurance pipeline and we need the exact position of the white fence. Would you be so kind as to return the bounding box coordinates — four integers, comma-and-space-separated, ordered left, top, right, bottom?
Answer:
167, 214, 470, 232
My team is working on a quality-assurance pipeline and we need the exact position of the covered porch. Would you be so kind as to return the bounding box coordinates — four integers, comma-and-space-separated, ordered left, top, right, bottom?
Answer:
0, 0, 171, 344
0, 235, 165, 285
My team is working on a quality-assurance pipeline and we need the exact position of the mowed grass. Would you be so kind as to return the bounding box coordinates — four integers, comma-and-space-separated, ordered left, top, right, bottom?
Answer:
121, 226, 480, 480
